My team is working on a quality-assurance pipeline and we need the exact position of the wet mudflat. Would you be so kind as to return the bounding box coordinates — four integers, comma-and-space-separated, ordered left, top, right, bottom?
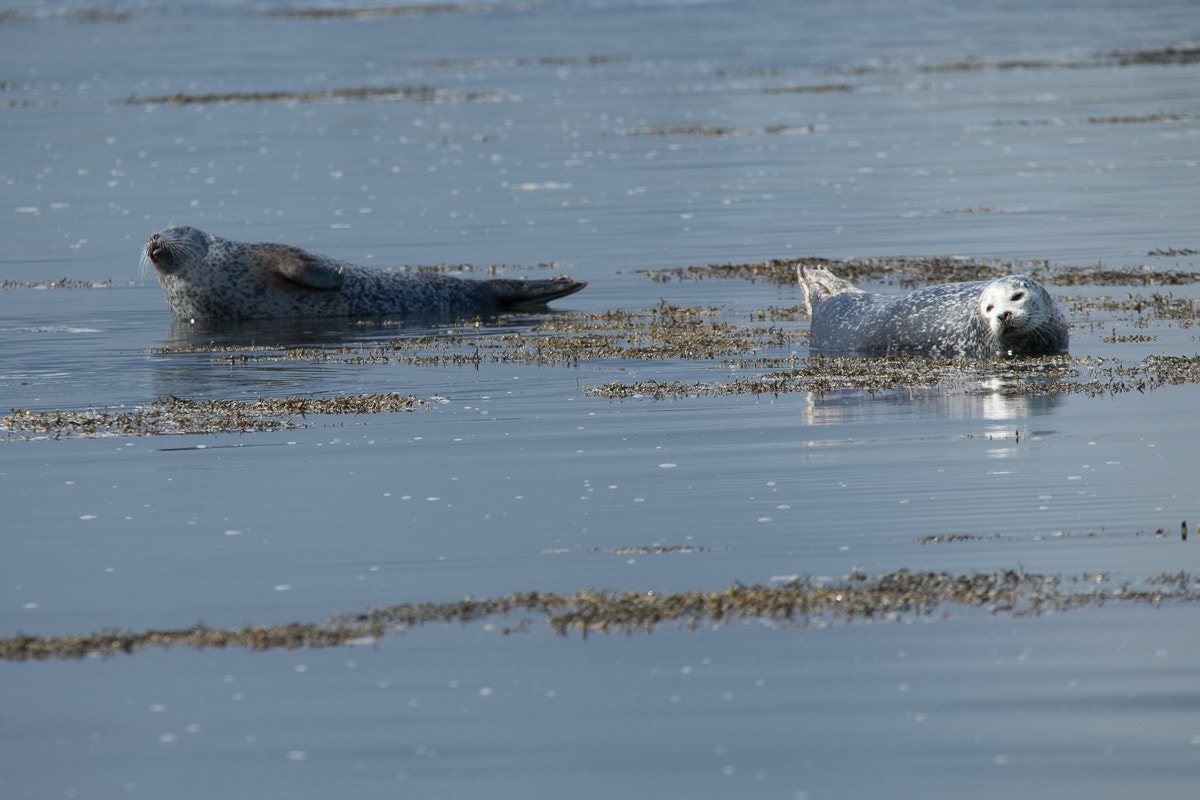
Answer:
3, 1, 1200, 798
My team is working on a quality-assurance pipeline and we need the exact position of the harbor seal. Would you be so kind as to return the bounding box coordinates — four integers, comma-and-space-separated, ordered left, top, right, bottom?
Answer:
798, 265, 1068, 358
143, 225, 587, 321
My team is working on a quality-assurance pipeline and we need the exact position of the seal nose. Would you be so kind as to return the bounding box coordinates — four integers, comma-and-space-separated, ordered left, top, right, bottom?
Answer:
146, 233, 165, 262
999, 310, 1013, 324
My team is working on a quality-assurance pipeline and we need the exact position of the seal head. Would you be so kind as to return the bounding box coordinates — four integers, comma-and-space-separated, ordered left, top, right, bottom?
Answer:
977, 275, 1068, 356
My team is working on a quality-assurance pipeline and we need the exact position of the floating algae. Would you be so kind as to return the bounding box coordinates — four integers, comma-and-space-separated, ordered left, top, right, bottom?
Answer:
151, 304, 796, 369
627, 124, 816, 137
585, 354, 1200, 400
640, 256, 1200, 288
125, 85, 505, 106
4, 569, 1196, 661
1, 278, 113, 289
264, 2, 544, 20
2, 393, 426, 439
832, 45, 1200, 76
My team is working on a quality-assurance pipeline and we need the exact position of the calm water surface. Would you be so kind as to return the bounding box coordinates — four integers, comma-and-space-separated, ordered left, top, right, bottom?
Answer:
3, 1, 1200, 798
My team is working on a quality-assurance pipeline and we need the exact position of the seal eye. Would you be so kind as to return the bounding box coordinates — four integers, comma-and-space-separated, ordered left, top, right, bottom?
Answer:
985, 304, 994, 313
1011, 291, 1025, 301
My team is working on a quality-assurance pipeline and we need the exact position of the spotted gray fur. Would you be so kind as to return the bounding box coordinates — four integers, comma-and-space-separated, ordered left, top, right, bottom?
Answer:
143, 226, 587, 322
798, 266, 1068, 358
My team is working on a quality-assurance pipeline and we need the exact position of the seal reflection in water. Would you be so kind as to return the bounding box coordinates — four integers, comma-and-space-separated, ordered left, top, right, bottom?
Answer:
799, 266, 1068, 359
144, 225, 587, 321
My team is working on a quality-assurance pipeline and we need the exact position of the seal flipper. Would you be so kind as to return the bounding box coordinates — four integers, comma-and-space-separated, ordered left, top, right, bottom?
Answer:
797, 265, 862, 315
255, 244, 345, 290
485, 276, 588, 308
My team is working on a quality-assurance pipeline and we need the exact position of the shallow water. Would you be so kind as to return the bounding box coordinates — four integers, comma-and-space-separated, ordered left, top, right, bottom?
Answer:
3, 1, 1200, 798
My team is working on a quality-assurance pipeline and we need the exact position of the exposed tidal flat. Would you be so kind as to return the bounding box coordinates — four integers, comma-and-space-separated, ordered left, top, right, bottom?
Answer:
3, 0, 1200, 798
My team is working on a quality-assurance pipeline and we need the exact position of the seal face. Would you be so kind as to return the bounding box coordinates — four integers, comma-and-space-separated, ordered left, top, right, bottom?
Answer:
798, 266, 1068, 358
143, 225, 586, 321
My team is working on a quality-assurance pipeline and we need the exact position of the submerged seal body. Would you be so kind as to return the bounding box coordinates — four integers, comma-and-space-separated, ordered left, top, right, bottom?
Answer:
143, 225, 587, 321
798, 266, 1068, 358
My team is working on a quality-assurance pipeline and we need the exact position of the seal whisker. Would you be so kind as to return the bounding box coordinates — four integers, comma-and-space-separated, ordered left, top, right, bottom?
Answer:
137, 249, 153, 284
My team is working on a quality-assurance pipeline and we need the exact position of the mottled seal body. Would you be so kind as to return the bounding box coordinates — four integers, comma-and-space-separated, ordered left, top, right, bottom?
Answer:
144, 226, 586, 321
799, 266, 1068, 358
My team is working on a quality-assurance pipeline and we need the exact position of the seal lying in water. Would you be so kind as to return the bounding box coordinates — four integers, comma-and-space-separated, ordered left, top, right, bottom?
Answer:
143, 225, 587, 321
798, 265, 1068, 358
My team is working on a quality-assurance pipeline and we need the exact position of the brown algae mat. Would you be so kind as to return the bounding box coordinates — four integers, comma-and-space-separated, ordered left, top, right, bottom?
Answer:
829, 45, 1200, 76
124, 86, 506, 106
264, 2, 545, 20
2, 394, 426, 439
4, 569, 1196, 661
637, 254, 1200, 287
0, 278, 114, 289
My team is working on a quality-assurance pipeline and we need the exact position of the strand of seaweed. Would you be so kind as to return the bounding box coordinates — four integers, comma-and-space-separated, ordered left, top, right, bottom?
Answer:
3, 570, 1195, 661
125, 86, 506, 106
2, 394, 426, 439
584, 355, 1200, 400
638, 256, 1200, 287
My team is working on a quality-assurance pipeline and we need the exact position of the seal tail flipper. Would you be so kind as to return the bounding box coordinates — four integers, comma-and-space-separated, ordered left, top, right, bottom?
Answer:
797, 265, 862, 314
485, 276, 588, 308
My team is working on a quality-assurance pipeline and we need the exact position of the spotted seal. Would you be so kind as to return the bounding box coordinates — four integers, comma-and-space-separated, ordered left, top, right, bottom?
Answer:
798, 265, 1068, 358
143, 225, 587, 321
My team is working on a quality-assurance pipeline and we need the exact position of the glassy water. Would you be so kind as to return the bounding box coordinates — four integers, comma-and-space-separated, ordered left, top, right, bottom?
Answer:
3, 1, 1199, 797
